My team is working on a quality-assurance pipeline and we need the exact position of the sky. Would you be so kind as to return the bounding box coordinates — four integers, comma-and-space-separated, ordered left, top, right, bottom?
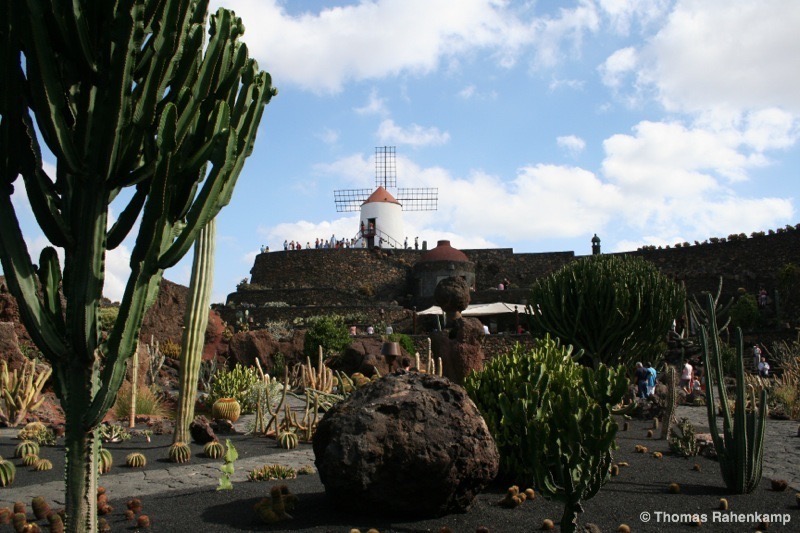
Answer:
6, 0, 800, 304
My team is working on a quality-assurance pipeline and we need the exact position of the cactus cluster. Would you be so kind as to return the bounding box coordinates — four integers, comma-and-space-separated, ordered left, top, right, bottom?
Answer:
0, 0, 275, 526
254, 485, 297, 524
0, 360, 52, 427
699, 294, 767, 494
204, 440, 225, 459
126, 453, 147, 468
168, 442, 192, 464
14, 440, 39, 459
247, 464, 297, 482
22, 454, 39, 467
468, 335, 628, 533
15, 423, 55, 446
0, 457, 15, 487
668, 417, 699, 457
497, 486, 535, 508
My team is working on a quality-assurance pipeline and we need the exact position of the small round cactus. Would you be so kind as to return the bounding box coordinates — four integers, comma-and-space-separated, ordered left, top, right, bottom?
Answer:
127, 498, 143, 513
137, 515, 151, 528
168, 442, 191, 463
278, 431, 299, 450
31, 497, 50, 520
668, 482, 681, 494
22, 454, 39, 467
33, 459, 53, 471
204, 440, 225, 459
541, 518, 555, 530
646, 429, 654, 438
14, 441, 39, 459
719, 498, 729, 510
610, 464, 620, 476
0, 459, 16, 487
692, 463, 702, 472
98, 448, 113, 474
771, 479, 788, 492
617, 525, 631, 533
126, 452, 147, 468
652, 451, 663, 459
524, 488, 535, 499
211, 398, 241, 422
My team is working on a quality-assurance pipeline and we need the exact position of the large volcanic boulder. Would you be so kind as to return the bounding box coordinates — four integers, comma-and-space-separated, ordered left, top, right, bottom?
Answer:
335, 337, 410, 376
312, 371, 499, 517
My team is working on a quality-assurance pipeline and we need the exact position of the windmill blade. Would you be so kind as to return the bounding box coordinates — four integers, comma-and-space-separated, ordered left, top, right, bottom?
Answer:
375, 146, 397, 188
334, 188, 372, 212
397, 187, 438, 211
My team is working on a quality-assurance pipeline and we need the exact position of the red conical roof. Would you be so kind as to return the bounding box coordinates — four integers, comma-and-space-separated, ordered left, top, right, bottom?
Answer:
419, 240, 469, 263
362, 186, 400, 205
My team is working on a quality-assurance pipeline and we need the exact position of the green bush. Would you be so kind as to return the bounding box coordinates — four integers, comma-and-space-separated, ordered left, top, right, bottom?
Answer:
206, 364, 261, 414
388, 333, 415, 355
729, 294, 760, 331
466, 336, 628, 532
303, 315, 351, 360
97, 307, 119, 333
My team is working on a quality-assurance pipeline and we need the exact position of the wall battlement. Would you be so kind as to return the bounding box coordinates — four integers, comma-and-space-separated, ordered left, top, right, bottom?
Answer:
229, 226, 800, 313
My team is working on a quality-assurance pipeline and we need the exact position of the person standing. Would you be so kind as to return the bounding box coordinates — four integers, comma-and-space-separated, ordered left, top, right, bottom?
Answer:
680, 359, 693, 390
634, 362, 649, 399
752, 345, 762, 371
758, 357, 770, 377
645, 362, 657, 397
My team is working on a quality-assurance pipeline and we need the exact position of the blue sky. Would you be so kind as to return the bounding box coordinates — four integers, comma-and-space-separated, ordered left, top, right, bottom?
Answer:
7, 0, 800, 304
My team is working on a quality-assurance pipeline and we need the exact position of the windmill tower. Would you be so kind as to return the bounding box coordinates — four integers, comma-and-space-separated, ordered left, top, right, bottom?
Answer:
334, 147, 438, 249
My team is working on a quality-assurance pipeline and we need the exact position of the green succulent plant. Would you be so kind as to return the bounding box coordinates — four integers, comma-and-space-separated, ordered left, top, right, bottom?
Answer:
168, 442, 191, 464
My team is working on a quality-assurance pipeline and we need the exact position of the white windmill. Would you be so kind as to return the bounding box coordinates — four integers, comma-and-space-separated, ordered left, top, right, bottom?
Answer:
334, 147, 437, 249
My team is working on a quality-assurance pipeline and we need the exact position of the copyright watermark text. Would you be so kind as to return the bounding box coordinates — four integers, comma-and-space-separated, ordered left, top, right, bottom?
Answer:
640, 511, 792, 525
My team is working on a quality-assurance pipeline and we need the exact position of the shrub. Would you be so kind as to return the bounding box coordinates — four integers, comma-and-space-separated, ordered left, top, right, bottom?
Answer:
388, 333, 415, 355
97, 307, 119, 333
466, 336, 628, 532
112, 381, 167, 419
160, 339, 181, 359
729, 294, 760, 331
303, 315, 351, 360
206, 364, 260, 414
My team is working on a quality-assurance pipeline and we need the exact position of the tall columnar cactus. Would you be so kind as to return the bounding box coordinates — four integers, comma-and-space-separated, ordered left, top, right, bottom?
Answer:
660, 365, 677, 440
173, 219, 215, 445
699, 294, 767, 494
527, 255, 685, 369
0, 2, 275, 531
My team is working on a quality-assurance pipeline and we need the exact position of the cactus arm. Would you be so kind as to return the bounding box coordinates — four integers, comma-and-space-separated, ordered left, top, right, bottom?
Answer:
37, 247, 67, 340
17, 0, 81, 172
0, 196, 69, 361
106, 184, 148, 250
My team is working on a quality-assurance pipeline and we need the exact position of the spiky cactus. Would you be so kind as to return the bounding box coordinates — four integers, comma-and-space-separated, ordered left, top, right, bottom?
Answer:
14, 441, 39, 459
212, 398, 241, 422
125, 453, 146, 468
22, 454, 39, 467
278, 431, 298, 450
168, 442, 191, 464
97, 449, 113, 475
0, 2, 274, 530
660, 365, 677, 440
0, 359, 52, 427
699, 294, 767, 494
33, 458, 54, 471
0, 458, 15, 487
173, 219, 216, 444
203, 440, 225, 459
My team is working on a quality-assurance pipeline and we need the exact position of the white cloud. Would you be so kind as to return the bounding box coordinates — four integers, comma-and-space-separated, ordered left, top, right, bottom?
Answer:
354, 88, 388, 115
598, 46, 637, 90
458, 85, 476, 100
597, 0, 671, 35
637, 0, 800, 114
377, 119, 450, 147
548, 77, 585, 92
557, 135, 586, 157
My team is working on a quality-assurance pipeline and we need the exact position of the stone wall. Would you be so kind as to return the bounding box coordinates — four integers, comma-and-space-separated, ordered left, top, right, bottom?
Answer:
232, 226, 800, 315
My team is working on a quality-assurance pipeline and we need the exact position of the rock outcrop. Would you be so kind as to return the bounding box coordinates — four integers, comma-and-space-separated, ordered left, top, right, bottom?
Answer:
312, 371, 499, 517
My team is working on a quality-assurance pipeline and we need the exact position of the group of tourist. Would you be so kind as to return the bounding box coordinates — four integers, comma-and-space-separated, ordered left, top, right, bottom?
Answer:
753, 344, 770, 377
281, 236, 360, 251
634, 362, 659, 399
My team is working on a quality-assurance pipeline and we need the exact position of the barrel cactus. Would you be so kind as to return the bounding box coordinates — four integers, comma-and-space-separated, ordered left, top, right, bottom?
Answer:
0, 458, 15, 487
126, 453, 147, 468
278, 431, 298, 450
13, 441, 39, 459
33, 459, 53, 472
98, 448, 113, 474
212, 398, 241, 423
168, 442, 191, 464
22, 454, 39, 467
204, 441, 225, 459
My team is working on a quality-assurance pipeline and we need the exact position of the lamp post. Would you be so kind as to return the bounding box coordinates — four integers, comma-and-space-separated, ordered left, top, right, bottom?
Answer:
381, 341, 401, 372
